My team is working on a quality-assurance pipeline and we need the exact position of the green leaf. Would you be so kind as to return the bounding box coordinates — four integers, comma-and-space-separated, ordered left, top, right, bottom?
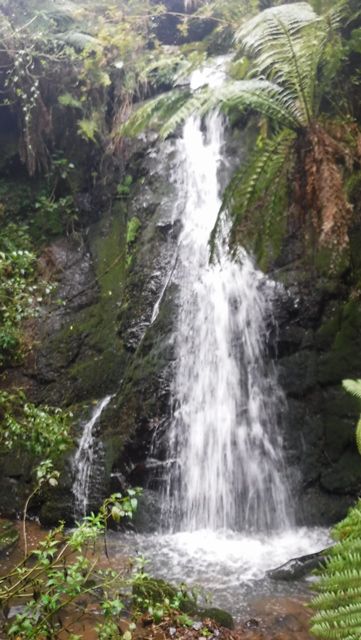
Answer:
58, 93, 83, 109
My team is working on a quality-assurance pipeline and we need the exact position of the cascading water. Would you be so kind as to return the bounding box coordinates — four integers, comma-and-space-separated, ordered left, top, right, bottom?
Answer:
111, 62, 330, 617
73, 395, 112, 518
164, 109, 292, 533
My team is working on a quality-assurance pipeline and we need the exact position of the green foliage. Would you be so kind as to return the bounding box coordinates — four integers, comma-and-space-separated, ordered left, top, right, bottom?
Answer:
122, 1, 357, 265
0, 230, 38, 366
131, 568, 199, 624
342, 379, 361, 455
0, 389, 71, 459
310, 500, 361, 640
117, 175, 133, 198
123, 3, 333, 133
1, 491, 141, 640
125, 216, 142, 268
58, 92, 83, 109
78, 116, 101, 143
0, 0, 173, 174
343, 379, 361, 402
234, 2, 331, 125
211, 129, 295, 267
309, 379, 361, 639
33, 193, 77, 238
126, 216, 141, 245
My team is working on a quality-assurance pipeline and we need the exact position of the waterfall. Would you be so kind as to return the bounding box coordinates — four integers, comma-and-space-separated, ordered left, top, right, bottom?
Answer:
163, 66, 293, 533
73, 395, 112, 518
112, 63, 330, 616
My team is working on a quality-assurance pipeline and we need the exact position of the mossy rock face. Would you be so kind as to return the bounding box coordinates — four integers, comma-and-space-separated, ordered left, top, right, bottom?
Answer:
32, 204, 128, 406
200, 608, 234, 630
0, 519, 19, 555
270, 216, 361, 525
278, 350, 317, 397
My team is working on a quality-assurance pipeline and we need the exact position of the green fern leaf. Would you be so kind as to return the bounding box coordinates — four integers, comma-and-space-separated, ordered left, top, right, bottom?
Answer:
235, 3, 329, 124
120, 89, 190, 137
310, 500, 361, 639
356, 418, 361, 457
210, 129, 294, 265
342, 379, 361, 402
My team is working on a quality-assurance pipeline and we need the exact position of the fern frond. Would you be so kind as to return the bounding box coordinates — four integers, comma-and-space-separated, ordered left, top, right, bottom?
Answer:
310, 500, 361, 639
122, 78, 303, 140
202, 79, 302, 129
325, 0, 349, 31
235, 2, 320, 47
210, 129, 295, 267
235, 3, 329, 124
342, 379, 361, 454
342, 380, 361, 402
120, 89, 190, 137
312, 601, 361, 625
356, 418, 361, 457
159, 90, 208, 138
224, 129, 295, 224
311, 586, 361, 611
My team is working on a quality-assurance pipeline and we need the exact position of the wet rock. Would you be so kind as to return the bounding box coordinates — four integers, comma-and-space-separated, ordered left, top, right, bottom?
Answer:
299, 486, 355, 526
270, 246, 361, 525
201, 608, 234, 630
267, 549, 329, 581
132, 489, 163, 533
320, 449, 361, 494
244, 619, 260, 629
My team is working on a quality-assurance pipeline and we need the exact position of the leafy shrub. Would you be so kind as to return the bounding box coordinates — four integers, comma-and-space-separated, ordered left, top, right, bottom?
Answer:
0, 389, 71, 459
0, 492, 141, 640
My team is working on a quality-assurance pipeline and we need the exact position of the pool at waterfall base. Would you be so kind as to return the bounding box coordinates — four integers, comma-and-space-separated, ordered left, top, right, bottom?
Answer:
107, 526, 330, 620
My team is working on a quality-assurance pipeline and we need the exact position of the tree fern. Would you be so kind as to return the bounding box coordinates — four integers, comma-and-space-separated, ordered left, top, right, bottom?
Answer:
121, 1, 354, 262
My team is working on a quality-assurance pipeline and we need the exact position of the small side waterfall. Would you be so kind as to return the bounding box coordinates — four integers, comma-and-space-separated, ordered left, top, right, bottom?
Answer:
163, 66, 293, 533
73, 395, 112, 518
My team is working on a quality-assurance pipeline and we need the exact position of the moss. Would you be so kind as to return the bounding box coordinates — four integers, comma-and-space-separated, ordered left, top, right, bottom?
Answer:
132, 577, 198, 615
91, 203, 127, 299
126, 216, 141, 245
200, 608, 234, 629
314, 245, 350, 278
37, 202, 129, 403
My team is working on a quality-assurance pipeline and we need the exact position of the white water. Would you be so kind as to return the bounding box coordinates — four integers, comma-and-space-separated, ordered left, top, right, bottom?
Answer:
73, 395, 112, 518
114, 527, 330, 617
163, 76, 291, 532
